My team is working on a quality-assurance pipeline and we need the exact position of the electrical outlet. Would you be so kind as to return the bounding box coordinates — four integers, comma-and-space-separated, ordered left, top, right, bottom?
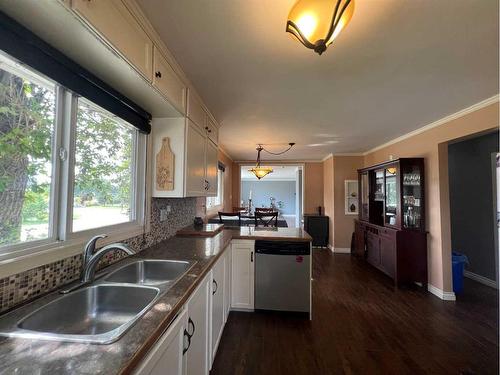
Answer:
160, 209, 168, 222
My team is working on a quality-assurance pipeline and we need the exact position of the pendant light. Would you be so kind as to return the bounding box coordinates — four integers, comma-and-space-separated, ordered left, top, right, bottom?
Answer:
286, 0, 355, 55
249, 145, 273, 180
248, 143, 295, 180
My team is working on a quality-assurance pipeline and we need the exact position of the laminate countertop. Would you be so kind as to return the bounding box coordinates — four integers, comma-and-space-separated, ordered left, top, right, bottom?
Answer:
0, 227, 311, 375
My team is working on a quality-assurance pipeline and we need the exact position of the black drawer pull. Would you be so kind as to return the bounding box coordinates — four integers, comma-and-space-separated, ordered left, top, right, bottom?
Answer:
212, 279, 218, 294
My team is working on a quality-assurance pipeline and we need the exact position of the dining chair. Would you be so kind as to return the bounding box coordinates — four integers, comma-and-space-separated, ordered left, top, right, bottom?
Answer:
254, 211, 278, 227
218, 211, 241, 226
255, 207, 275, 213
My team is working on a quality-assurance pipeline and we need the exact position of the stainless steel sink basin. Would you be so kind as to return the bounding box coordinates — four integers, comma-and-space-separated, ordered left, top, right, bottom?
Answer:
103, 259, 192, 285
11, 284, 159, 344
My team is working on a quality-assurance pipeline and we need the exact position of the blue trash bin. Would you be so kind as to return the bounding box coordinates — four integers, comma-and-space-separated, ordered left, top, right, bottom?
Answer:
452, 252, 469, 294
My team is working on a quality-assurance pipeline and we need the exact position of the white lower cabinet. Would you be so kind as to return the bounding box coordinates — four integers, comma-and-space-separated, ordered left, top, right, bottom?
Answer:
210, 253, 226, 366
135, 241, 253, 374
134, 308, 188, 375
185, 273, 211, 375
231, 240, 255, 310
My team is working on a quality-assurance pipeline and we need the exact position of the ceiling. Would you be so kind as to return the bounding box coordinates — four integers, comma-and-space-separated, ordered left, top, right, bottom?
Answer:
241, 165, 299, 180
139, 0, 499, 161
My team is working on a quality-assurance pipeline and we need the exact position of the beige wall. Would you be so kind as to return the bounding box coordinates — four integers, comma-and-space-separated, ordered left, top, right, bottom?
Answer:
304, 162, 324, 214
323, 156, 334, 247
333, 156, 364, 249
363, 102, 499, 292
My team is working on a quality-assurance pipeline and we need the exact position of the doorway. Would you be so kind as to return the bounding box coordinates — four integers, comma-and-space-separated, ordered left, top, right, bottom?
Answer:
240, 165, 304, 227
448, 130, 499, 293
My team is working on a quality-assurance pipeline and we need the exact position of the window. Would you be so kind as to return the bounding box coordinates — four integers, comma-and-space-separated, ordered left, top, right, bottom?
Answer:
0, 55, 56, 248
72, 101, 135, 232
0, 52, 146, 257
206, 168, 223, 210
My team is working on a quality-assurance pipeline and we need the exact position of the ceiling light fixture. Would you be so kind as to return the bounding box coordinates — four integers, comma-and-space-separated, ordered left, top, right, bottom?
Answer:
286, 0, 355, 55
249, 143, 295, 180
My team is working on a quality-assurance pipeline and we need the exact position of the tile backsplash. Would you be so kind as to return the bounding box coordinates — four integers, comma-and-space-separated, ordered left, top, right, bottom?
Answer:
0, 197, 196, 313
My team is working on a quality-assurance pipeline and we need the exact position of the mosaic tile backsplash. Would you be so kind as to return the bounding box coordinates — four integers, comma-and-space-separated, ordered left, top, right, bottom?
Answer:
0, 197, 196, 313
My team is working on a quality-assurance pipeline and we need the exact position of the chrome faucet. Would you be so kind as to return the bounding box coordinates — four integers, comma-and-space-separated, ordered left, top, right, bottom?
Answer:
61, 236, 136, 294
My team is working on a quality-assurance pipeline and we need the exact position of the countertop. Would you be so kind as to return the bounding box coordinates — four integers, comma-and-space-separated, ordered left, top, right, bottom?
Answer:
176, 223, 224, 237
0, 228, 311, 374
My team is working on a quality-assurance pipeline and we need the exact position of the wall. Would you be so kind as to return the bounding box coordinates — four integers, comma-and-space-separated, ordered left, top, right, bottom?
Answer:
363, 101, 499, 293
219, 150, 233, 212
241, 180, 296, 214
304, 162, 324, 214
448, 131, 499, 281
333, 156, 364, 250
0, 197, 196, 313
323, 156, 334, 247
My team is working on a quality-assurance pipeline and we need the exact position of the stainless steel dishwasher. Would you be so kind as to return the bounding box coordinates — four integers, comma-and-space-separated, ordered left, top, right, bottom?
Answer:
255, 240, 311, 314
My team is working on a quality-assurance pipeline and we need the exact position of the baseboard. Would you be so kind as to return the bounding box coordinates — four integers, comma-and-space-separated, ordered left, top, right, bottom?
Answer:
333, 247, 351, 254
464, 270, 498, 289
427, 284, 456, 301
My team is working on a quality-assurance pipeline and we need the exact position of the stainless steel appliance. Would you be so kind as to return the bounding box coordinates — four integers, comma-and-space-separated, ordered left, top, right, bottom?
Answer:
255, 240, 311, 314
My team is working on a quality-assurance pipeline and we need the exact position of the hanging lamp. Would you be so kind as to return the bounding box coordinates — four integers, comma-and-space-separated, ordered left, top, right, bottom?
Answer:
248, 143, 295, 180
286, 0, 355, 55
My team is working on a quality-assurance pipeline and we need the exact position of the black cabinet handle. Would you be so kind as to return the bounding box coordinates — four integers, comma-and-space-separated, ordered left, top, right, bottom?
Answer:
187, 317, 195, 337
155, 71, 162, 78
251, 251, 253, 262
212, 279, 218, 295
182, 328, 191, 355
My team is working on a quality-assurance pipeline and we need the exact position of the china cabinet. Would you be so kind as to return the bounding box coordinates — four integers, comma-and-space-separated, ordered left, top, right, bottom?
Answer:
355, 158, 427, 286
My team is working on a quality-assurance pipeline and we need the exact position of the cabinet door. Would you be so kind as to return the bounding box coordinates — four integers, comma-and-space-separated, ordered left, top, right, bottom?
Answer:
134, 309, 187, 375
153, 47, 186, 115
187, 90, 206, 129
185, 120, 206, 197
211, 256, 225, 362
366, 231, 380, 267
73, 0, 153, 80
223, 247, 231, 322
380, 234, 396, 279
205, 117, 218, 145
185, 275, 210, 375
205, 140, 218, 196
231, 241, 255, 310
354, 222, 365, 257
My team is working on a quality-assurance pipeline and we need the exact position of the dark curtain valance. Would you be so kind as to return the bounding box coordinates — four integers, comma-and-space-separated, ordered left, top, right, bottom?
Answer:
0, 11, 151, 133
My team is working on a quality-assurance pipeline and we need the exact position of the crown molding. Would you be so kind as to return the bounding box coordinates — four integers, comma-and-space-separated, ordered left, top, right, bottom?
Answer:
321, 153, 333, 162
363, 94, 499, 155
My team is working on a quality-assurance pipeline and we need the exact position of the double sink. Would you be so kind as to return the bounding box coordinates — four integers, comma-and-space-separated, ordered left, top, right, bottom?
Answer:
0, 259, 195, 344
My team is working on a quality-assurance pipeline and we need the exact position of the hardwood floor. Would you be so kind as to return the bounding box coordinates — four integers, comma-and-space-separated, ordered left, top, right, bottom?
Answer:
211, 248, 499, 375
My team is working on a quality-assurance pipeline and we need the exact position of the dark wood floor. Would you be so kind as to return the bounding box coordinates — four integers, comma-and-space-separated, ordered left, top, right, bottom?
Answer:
210, 249, 499, 375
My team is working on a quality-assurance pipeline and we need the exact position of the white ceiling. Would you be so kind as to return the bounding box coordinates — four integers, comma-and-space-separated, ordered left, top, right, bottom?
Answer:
139, 0, 499, 161
241, 165, 299, 180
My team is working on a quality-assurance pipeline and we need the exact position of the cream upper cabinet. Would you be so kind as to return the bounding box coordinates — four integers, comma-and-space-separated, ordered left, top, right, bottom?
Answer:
187, 90, 206, 129
153, 46, 186, 115
205, 140, 218, 196
72, 0, 153, 81
205, 117, 218, 145
185, 120, 207, 197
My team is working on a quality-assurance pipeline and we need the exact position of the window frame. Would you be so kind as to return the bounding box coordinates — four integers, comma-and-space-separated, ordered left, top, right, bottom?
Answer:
206, 167, 224, 211
0, 56, 148, 265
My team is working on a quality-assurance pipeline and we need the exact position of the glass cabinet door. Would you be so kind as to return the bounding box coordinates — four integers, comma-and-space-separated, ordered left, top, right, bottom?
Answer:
374, 170, 385, 201
402, 164, 423, 230
384, 166, 398, 226
360, 172, 369, 221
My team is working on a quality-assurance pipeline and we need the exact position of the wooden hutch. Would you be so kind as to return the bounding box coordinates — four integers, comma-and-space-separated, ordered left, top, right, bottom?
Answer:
354, 158, 427, 286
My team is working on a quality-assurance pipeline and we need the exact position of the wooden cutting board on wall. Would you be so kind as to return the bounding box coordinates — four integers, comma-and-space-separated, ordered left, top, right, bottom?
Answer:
156, 137, 174, 191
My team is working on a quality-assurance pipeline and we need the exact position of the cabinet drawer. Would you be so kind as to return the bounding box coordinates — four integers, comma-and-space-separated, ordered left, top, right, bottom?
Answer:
73, 0, 153, 81
187, 90, 206, 128
153, 47, 186, 115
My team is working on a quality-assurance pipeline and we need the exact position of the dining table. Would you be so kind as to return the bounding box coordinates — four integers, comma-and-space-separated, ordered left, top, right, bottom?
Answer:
208, 211, 289, 228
